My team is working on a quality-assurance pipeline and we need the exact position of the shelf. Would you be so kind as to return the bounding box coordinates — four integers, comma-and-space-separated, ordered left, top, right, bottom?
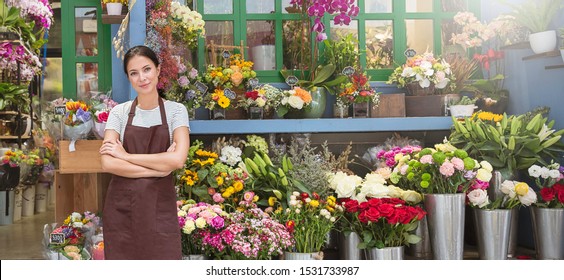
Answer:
545, 64, 564, 70
522, 50, 561, 61
189, 117, 454, 135
101, 5, 128, 24
0, 135, 30, 140
501, 41, 530, 50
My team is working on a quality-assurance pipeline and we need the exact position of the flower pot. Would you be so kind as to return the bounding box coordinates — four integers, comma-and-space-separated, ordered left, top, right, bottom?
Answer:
303, 87, 327, 119
35, 182, 49, 213
247, 106, 264, 119
365, 246, 404, 260
530, 206, 564, 260
106, 3, 123, 16
338, 231, 363, 260
0, 190, 15, 225
21, 184, 35, 216
333, 104, 349, 118
21, 165, 43, 186
210, 108, 246, 120
489, 170, 520, 258
529, 30, 557, 54
406, 216, 432, 259
406, 82, 435, 96
283, 251, 324, 260
251, 45, 276, 70
182, 254, 208, 260
424, 193, 465, 260
13, 186, 22, 222
352, 102, 370, 118
448, 104, 476, 118
473, 208, 512, 260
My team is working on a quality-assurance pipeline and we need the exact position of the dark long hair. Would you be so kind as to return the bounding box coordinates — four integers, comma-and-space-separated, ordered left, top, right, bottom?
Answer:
123, 45, 165, 98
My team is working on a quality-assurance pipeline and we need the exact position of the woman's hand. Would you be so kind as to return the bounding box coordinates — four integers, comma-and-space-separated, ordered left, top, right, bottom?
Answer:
99, 139, 129, 160
167, 142, 176, 152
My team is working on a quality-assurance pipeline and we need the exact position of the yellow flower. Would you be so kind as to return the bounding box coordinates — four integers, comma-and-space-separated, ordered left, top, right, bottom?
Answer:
515, 182, 530, 196
218, 96, 230, 108
309, 200, 320, 208
195, 149, 218, 158
226, 186, 235, 194
253, 195, 260, 202
233, 180, 244, 192
216, 176, 224, 186
222, 191, 232, 198
268, 196, 277, 207
476, 111, 503, 122
63, 216, 71, 225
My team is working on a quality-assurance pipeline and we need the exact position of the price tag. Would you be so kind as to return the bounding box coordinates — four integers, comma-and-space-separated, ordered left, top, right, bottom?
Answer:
194, 81, 209, 95
404, 48, 417, 58
54, 106, 66, 115
285, 76, 299, 87
248, 78, 259, 89
222, 50, 231, 59
49, 233, 65, 245
185, 89, 196, 101
223, 88, 236, 99
342, 66, 355, 76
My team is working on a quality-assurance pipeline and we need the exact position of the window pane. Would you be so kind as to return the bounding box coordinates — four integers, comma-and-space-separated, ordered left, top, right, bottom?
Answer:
43, 58, 63, 102
441, 19, 465, 55
283, 20, 310, 70
406, 0, 433, 13
330, 20, 358, 42
203, 0, 233, 14
329, 20, 359, 71
205, 21, 234, 65
282, 0, 298, 14
75, 7, 97, 56
366, 20, 393, 69
247, 0, 274, 13
365, 0, 392, 13
76, 63, 98, 100
441, 0, 468, 12
405, 19, 434, 55
247, 21, 276, 70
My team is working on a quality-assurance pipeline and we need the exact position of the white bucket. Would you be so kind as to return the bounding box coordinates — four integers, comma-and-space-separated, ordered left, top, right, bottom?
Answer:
529, 30, 557, 54
35, 182, 49, 213
13, 186, 22, 221
448, 105, 476, 118
21, 184, 36, 216
106, 3, 123, 15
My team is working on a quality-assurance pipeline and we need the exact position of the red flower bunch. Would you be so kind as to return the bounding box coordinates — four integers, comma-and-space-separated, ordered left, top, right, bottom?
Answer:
245, 90, 259, 100
341, 197, 426, 249
539, 183, 564, 208
473, 49, 504, 72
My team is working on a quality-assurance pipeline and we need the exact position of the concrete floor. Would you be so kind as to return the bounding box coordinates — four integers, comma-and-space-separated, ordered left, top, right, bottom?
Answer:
0, 205, 55, 260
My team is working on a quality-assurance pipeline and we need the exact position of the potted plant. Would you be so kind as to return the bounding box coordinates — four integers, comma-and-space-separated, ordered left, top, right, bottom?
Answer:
500, 0, 564, 54
447, 96, 477, 118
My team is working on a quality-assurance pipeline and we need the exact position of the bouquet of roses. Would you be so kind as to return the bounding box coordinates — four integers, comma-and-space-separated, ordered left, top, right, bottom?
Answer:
276, 87, 312, 117
237, 84, 282, 114
274, 192, 342, 254
46, 211, 100, 260
467, 179, 537, 209
203, 192, 293, 260
527, 162, 564, 208
89, 92, 118, 138
177, 200, 228, 256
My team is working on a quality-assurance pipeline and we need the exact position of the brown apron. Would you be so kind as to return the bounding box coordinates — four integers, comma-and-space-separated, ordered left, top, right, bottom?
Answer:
103, 98, 181, 259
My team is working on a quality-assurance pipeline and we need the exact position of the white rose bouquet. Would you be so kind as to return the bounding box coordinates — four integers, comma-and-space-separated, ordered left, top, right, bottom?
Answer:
467, 180, 537, 209
276, 87, 312, 117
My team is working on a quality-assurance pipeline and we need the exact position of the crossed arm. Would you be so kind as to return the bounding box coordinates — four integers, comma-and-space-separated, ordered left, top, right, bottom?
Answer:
100, 127, 190, 178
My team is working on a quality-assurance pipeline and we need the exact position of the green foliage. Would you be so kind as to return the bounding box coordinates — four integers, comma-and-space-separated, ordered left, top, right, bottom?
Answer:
280, 64, 348, 95
451, 96, 477, 106
500, 0, 564, 33
323, 34, 360, 74
0, 82, 30, 111
0, 5, 47, 52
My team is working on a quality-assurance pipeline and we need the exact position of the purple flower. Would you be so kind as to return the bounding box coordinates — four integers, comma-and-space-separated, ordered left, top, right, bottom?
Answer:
189, 68, 199, 79
334, 12, 351, 25
312, 18, 325, 33
331, 0, 349, 13
307, 3, 326, 17
316, 32, 328, 42
211, 216, 225, 229
178, 76, 189, 87
76, 108, 92, 123
348, 4, 359, 17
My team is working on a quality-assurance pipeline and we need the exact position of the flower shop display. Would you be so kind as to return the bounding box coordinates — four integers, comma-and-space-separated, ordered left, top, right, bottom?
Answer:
336, 70, 380, 118
164, 56, 204, 119
201, 192, 293, 260
169, 1, 205, 49
237, 84, 281, 119
45, 211, 101, 260
276, 87, 312, 118
89, 92, 118, 139
177, 200, 227, 258
447, 96, 477, 118
274, 192, 342, 260
62, 100, 93, 141
467, 179, 537, 259
527, 162, 564, 259
204, 54, 257, 91
387, 52, 454, 96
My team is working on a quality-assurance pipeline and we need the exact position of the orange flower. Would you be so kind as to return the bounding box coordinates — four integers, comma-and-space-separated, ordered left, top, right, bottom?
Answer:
231, 71, 243, 87
294, 87, 312, 104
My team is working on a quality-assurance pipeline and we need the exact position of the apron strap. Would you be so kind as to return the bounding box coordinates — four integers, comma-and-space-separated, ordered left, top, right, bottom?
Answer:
157, 98, 168, 129
126, 98, 138, 127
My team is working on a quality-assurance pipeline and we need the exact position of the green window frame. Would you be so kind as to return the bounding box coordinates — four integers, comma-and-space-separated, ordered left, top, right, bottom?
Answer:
61, 0, 112, 99
196, 0, 481, 82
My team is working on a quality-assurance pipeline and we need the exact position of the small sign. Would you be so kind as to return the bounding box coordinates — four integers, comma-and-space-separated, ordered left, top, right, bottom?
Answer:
223, 88, 236, 99
285, 76, 299, 87
222, 50, 231, 59
342, 66, 355, 76
248, 78, 259, 89
194, 81, 208, 94
404, 48, 417, 58
185, 90, 196, 100
54, 106, 66, 115
49, 233, 65, 245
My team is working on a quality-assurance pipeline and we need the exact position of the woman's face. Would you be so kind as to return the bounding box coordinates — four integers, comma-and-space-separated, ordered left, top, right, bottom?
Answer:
126, 55, 160, 96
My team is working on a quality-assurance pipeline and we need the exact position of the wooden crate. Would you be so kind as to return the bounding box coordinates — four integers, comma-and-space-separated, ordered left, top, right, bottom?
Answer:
59, 140, 103, 174
405, 95, 445, 117
371, 93, 406, 118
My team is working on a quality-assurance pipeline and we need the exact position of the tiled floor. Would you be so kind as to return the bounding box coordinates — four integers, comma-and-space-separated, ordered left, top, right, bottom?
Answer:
0, 204, 55, 260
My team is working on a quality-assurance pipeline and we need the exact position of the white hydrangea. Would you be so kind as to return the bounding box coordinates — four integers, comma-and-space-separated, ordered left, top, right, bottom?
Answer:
219, 145, 242, 166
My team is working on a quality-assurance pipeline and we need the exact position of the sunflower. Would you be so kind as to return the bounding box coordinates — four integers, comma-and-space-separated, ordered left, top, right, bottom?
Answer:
217, 96, 231, 108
